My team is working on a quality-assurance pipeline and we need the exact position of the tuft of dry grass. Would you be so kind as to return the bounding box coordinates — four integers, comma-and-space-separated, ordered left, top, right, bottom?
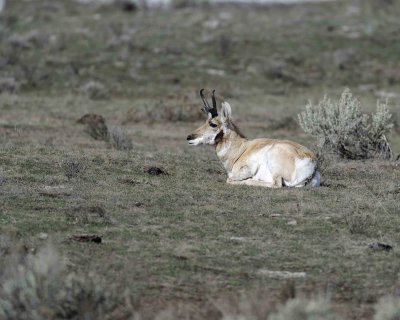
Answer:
79, 81, 109, 100
109, 126, 133, 151
61, 157, 87, 180
344, 210, 375, 236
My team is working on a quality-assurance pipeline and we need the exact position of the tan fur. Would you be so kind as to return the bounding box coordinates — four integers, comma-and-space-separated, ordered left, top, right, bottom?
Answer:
187, 100, 319, 188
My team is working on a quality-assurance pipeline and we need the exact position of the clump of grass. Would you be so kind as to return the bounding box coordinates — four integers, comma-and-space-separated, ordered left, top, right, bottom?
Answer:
79, 81, 109, 100
298, 88, 393, 160
344, 210, 374, 235
61, 157, 86, 180
77, 115, 132, 150
0, 246, 134, 320
269, 297, 336, 320
374, 296, 400, 320
109, 126, 133, 151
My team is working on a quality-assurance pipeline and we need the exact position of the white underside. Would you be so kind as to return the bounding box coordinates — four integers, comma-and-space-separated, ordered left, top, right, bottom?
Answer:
239, 147, 319, 187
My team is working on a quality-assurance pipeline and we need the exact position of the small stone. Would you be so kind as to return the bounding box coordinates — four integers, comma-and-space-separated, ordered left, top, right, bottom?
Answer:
287, 220, 297, 226
71, 234, 102, 244
146, 167, 167, 176
38, 232, 48, 240
229, 236, 246, 242
257, 269, 306, 279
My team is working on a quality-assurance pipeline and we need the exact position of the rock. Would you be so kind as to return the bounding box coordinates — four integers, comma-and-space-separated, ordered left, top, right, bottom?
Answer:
146, 166, 167, 175
368, 242, 393, 251
333, 49, 357, 69
229, 236, 246, 242
287, 220, 297, 226
38, 232, 48, 240
70, 234, 102, 244
118, 0, 138, 11
206, 69, 226, 77
257, 269, 306, 279
203, 19, 219, 29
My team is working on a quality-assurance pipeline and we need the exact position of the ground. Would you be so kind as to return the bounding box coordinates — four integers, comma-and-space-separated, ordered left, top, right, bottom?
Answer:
0, 1, 399, 319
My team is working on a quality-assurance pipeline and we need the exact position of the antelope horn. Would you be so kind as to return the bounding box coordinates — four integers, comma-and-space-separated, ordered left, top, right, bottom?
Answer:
199, 89, 218, 118
211, 90, 218, 116
200, 89, 211, 114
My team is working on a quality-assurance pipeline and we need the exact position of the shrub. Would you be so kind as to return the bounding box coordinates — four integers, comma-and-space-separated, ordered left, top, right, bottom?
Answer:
109, 126, 133, 151
80, 81, 109, 100
298, 88, 393, 160
77, 113, 109, 141
0, 246, 134, 320
61, 157, 86, 180
374, 296, 400, 320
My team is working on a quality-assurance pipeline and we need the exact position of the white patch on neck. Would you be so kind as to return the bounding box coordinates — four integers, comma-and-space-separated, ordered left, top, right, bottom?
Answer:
217, 141, 231, 158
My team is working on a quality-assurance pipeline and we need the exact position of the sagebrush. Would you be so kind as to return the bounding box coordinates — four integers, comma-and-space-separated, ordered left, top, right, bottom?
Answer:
298, 88, 393, 160
374, 296, 400, 320
0, 246, 134, 320
109, 126, 133, 151
268, 297, 337, 320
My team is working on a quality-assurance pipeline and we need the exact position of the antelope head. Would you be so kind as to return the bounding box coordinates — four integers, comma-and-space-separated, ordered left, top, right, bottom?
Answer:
187, 89, 233, 146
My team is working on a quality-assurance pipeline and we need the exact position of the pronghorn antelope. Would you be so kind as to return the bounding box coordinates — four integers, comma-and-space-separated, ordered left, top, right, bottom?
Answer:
186, 90, 321, 188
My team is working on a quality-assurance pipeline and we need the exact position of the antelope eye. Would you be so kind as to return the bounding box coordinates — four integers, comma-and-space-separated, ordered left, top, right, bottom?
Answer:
209, 122, 218, 128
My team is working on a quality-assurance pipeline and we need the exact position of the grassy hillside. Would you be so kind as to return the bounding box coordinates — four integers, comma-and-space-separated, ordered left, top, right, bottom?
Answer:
0, 1, 399, 319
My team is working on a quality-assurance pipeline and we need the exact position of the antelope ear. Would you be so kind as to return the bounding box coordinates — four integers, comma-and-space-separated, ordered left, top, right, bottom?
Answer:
221, 102, 232, 123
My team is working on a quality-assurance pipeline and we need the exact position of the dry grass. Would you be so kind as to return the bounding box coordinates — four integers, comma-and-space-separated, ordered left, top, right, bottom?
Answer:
124, 98, 204, 124
0, 0, 400, 319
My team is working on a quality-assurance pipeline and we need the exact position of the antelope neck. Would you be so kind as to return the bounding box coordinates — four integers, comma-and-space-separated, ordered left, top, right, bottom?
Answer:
215, 130, 247, 171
